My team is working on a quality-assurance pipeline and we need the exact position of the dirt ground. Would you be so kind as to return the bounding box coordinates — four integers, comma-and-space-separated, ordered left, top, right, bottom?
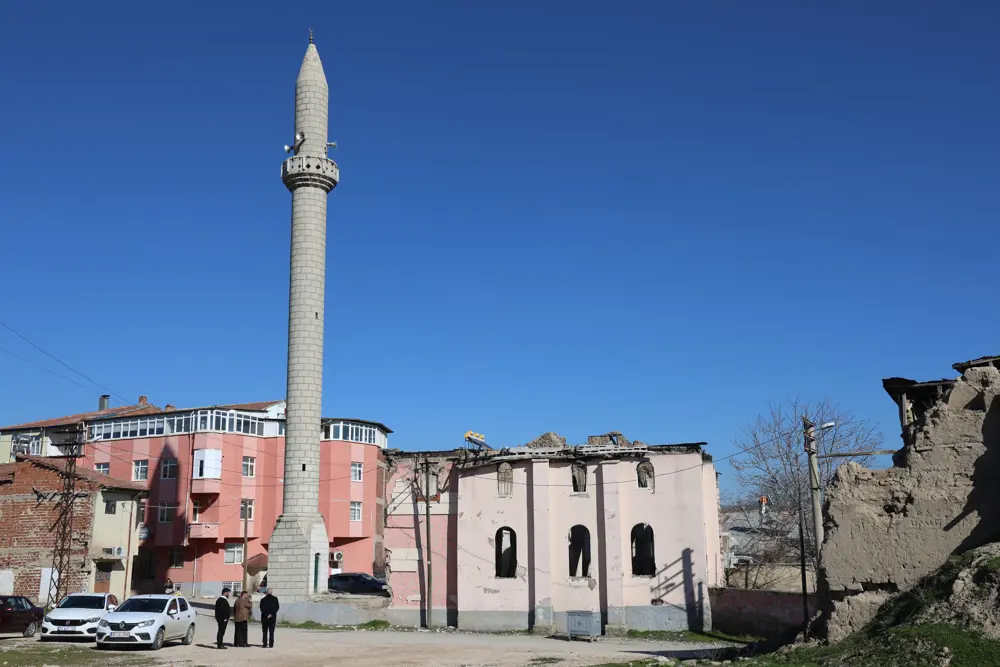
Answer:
0, 607, 736, 667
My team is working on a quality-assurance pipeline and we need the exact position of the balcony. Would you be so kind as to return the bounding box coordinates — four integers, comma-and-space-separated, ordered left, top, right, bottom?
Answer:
188, 522, 220, 540
191, 478, 221, 495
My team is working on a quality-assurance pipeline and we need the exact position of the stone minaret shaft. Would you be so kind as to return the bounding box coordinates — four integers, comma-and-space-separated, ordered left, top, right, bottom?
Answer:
268, 40, 339, 601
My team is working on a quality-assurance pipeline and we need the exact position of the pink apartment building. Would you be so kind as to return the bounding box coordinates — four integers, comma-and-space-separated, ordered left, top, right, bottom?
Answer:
384, 432, 722, 633
1, 397, 390, 598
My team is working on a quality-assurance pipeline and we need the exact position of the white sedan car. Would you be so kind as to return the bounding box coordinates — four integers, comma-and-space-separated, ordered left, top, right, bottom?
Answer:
96, 594, 196, 650
41, 593, 119, 641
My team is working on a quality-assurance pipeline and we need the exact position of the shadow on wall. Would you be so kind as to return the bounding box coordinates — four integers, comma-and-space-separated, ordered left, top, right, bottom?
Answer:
137, 442, 187, 596
947, 397, 1000, 553
410, 479, 427, 627
650, 548, 703, 632
446, 467, 458, 627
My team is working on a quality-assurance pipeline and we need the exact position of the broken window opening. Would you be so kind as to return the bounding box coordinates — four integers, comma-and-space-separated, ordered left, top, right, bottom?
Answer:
495, 527, 517, 578
498, 462, 513, 497
636, 461, 654, 490
571, 462, 587, 493
631, 523, 656, 576
569, 524, 591, 577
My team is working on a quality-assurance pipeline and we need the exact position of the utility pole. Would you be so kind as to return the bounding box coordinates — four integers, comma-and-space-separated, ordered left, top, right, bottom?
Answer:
242, 500, 250, 592
48, 425, 85, 608
803, 417, 823, 570
424, 459, 433, 628
796, 474, 810, 637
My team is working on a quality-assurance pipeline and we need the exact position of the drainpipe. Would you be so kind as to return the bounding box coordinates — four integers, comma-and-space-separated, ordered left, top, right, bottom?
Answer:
192, 541, 199, 598
123, 497, 135, 600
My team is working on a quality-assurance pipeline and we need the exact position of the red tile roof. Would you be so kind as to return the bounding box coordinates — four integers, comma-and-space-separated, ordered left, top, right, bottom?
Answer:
13, 455, 146, 493
0, 404, 162, 431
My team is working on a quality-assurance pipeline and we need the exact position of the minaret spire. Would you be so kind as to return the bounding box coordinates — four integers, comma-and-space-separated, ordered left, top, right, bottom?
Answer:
309, 28, 313, 44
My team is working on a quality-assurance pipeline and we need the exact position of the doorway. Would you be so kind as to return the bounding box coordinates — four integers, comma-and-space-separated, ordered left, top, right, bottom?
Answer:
94, 563, 113, 593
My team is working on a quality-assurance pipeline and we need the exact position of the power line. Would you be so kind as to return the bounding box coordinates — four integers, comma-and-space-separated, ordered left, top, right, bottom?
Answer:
0, 319, 127, 403
0, 344, 107, 397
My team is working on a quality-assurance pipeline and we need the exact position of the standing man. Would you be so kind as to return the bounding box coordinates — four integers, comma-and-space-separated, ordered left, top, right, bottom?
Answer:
233, 591, 252, 647
214, 587, 232, 649
259, 588, 279, 648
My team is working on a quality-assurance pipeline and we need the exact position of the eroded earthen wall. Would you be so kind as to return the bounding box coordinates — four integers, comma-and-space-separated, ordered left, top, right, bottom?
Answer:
820, 365, 1000, 639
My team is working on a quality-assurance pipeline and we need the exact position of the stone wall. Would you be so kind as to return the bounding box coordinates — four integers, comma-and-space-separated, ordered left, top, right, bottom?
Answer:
819, 361, 1000, 640
709, 587, 818, 639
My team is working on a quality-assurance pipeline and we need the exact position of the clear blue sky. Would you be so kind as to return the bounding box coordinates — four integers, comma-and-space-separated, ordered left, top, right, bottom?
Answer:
2, 2, 998, 491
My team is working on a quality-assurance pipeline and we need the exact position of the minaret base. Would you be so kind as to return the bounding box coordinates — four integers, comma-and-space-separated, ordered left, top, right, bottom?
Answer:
266, 513, 330, 602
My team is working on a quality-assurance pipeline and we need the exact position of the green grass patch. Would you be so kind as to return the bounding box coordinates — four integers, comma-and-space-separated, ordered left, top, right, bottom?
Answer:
279, 619, 331, 630
624, 628, 758, 644
0, 640, 146, 667
528, 658, 565, 665
748, 623, 1000, 667
279, 618, 393, 631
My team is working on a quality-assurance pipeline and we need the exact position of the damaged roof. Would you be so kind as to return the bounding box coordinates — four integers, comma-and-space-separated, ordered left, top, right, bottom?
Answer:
882, 377, 956, 403
953, 355, 1000, 374
2, 455, 146, 494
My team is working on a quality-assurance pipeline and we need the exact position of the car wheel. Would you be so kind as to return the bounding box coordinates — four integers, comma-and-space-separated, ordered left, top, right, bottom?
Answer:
150, 627, 165, 651
22, 621, 37, 638
182, 624, 195, 645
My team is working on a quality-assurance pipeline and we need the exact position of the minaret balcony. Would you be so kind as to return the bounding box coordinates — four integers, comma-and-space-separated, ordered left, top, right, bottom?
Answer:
282, 155, 339, 193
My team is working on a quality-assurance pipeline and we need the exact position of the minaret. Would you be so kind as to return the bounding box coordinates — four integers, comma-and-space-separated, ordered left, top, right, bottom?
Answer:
268, 36, 338, 601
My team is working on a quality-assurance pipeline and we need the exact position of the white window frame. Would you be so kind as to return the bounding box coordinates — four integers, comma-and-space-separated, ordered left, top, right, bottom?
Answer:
240, 499, 254, 521
351, 462, 363, 482
95, 462, 110, 475
221, 580, 243, 594
132, 460, 149, 482
350, 501, 362, 522
191, 500, 201, 523
158, 503, 177, 524
224, 543, 245, 564
160, 458, 177, 479
242, 456, 256, 478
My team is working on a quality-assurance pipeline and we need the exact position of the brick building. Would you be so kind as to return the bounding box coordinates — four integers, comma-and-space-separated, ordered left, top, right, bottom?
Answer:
0, 397, 391, 597
0, 455, 144, 603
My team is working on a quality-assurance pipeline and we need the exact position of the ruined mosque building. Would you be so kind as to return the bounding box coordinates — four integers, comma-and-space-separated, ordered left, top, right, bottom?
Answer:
386, 431, 723, 632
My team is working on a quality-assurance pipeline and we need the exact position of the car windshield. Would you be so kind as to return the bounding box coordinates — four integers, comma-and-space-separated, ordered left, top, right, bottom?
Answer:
58, 596, 106, 610
116, 598, 167, 614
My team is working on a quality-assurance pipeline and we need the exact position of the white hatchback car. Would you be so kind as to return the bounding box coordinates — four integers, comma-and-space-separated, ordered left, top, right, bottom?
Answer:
96, 594, 196, 650
41, 593, 119, 641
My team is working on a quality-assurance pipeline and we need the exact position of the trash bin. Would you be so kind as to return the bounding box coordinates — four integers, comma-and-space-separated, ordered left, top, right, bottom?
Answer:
566, 610, 600, 641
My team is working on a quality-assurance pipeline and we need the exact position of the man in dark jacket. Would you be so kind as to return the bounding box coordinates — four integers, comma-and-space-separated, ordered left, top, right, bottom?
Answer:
259, 588, 279, 648
214, 587, 232, 649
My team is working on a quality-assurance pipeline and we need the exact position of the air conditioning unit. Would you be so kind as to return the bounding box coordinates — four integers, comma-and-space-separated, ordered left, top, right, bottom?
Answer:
114, 546, 126, 558
103, 546, 126, 557
333, 551, 344, 562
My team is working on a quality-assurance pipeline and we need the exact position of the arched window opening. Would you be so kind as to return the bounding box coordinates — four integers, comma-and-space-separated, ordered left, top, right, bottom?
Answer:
498, 462, 513, 497
637, 461, 655, 490
571, 462, 587, 493
569, 525, 591, 577
495, 527, 517, 578
631, 523, 656, 576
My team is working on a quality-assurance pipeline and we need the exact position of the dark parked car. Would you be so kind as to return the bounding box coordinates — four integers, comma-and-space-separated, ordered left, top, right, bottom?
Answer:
0, 595, 44, 637
327, 573, 391, 597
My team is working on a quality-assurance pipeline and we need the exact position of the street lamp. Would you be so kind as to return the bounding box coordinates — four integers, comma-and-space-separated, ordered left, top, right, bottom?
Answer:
798, 419, 836, 636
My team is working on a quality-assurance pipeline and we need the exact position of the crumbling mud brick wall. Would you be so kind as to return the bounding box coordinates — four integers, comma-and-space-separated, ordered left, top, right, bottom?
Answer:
0, 460, 98, 600
819, 360, 1000, 641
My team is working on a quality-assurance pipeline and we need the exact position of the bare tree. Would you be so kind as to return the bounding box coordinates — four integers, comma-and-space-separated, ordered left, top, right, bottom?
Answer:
729, 398, 882, 563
